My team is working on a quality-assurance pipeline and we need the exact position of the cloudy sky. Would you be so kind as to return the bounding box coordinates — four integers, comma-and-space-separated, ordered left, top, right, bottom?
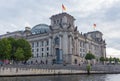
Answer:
0, 0, 120, 57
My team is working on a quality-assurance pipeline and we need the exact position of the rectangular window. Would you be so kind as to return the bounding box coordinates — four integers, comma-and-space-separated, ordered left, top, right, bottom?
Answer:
57, 20, 59, 23
80, 48, 82, 52
54, 20, 56, 24
83, 43, 85, 47
46, 40, 49, 46
47, 53, 49, 57
42, 48, 44, 51
80, 42, 82, 47
80, 53, 82, 57
83, 49, 85, 52
37, 42, 39, 47
47, 47, 49, 51
42, 53, 43, 57
37, 53, 39, 57
32, 42, 34, 47
37, 48, 39, 52
42, 41, 44, 46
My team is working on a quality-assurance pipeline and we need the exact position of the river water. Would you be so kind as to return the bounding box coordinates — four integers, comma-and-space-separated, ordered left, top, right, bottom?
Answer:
0, 74, 120, 81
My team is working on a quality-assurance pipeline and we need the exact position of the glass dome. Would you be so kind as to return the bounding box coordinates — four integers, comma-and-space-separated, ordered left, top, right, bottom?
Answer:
31, 24, 50, 34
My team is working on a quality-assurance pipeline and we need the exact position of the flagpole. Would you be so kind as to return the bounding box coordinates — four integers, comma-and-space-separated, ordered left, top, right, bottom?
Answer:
93, 24, 96, 31
62, 8, 63, 13
62, 4, 63, 13
62, 4, 66, 13
61, 4, 63, 13
94, 26, 95, 31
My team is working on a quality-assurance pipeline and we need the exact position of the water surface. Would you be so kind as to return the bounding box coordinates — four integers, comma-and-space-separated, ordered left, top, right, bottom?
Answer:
0, 74, 120, 81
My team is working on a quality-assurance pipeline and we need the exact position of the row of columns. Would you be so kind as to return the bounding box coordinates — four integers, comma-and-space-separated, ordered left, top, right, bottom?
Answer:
48, 34, 62, 57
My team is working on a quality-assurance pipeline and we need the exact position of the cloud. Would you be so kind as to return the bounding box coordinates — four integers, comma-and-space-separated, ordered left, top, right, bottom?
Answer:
0, 0, 120, 57
107, 48, 120, 58
10, 24, 17, 28
69, 0, 120, 51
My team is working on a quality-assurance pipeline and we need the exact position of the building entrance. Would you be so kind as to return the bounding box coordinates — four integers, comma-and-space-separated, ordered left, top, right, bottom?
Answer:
56, 48, 63, 64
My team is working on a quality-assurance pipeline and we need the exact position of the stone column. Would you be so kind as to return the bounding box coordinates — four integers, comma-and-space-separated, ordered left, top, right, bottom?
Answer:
74, 39, 76, 55
74, 37, 78, 55
69, 36, 72, 54
49, 37, 52, 56
39, 41, 41, 57
102, 45, 106, 58
51, 37, 54, 56
64, 32, 68, 55
59, 35, 62, 50
76, 38, 79, 56
59, 34, 63, 64
44, 40, 46, 57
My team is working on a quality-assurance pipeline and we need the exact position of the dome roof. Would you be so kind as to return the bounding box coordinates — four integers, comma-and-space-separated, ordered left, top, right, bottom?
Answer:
31, 24, 50, 34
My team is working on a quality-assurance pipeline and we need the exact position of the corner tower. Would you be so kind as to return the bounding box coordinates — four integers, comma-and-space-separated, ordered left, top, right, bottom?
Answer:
50, 13, 75, 30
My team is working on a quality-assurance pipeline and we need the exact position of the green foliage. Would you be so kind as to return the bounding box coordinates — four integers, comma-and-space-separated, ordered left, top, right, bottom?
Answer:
103, 57, 120, 64
105, 57, 109, 61
86, 64, 91, 74
0, 38, 32, 62
0, 38, 11, 60
8, 37, 17, 60
85, 52, 95, 60
16, 39, 32, 61
14, 47, 24, 61
100, 57, 105, 62
109, 57, 113, 63
113, 57, 119, 63
86, 64, 91, 71
98, 56, 120, 64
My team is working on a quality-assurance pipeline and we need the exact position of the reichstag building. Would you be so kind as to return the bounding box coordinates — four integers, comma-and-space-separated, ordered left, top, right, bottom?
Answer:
0, 13, 106, 65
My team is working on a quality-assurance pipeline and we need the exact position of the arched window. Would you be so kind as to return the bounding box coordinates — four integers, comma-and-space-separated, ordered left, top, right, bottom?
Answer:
54, 37, 59, 45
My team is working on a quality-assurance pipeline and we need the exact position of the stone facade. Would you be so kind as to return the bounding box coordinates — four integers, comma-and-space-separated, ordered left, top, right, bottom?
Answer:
0, 13, 106, 65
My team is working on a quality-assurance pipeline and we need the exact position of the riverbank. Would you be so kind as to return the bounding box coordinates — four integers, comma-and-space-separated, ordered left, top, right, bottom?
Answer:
1, 71, 120, 77
0, 64, 120, 77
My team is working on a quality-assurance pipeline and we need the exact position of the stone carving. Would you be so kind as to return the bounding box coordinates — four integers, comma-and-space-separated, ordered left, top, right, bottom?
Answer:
62, 16, 67, 23
74, 26, 77, 31
59, 23, 63, 29
49, 25, 53, 31
67, 23, 71, 29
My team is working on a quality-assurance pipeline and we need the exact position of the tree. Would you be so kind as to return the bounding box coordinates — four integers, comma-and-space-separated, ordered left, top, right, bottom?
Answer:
100, 57, 105, 64
14, 47, 24, 61
105, 57, 109, 61
8, 37, 17, 60
109, 57, 113, 63
113, 57, 119, 64
0, 38, 32, 63
16, 39, 32, 61
86, 64, 91, 74
85, 52, 95, 60
85, 52, 95, 65
0, 38, 11, 60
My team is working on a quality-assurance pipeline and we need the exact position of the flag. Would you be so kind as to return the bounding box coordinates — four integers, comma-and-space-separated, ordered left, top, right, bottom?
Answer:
62, 4, 66, 11
93, 24, 96, 28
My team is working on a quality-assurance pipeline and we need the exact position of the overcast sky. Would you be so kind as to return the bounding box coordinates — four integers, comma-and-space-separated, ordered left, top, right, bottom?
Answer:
0, 0, 120, 57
